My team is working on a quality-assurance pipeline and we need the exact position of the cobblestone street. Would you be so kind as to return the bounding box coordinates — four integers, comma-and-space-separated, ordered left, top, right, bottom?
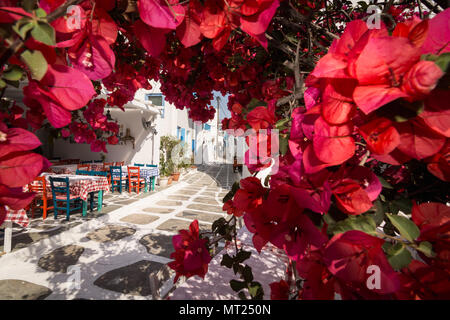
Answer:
0, 164, 239, 300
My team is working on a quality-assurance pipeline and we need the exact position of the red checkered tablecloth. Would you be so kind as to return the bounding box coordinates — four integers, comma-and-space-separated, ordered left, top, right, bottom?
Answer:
39, 174, 110, 201
3, 208, 29, 228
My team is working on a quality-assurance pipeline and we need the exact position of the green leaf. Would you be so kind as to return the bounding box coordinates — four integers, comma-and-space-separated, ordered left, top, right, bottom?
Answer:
329, 215, 377, 236
422, 52, 450, 72
275, 118, 290, 130
417, 241, 436, 258
220, 254, 234, 268
391, 198, 413, 215
230, 279, 247, 292
223, 181, 240, 203
34, 8, 47, 18
377, 175, 393, 189
279, 134, 289, 156
235, 250, 251, 263
246, 98, 267, 112
365, 199, 385, 226
20, 49, 48, 81
248, 282, 264, 300
384, 242, 412, 270
12, 20, 34, 39
2, 65, 24, 81
242, 265, 253, 283
0, 79, 6, 88
31, 22, 56, 46
386, 214, 420, 242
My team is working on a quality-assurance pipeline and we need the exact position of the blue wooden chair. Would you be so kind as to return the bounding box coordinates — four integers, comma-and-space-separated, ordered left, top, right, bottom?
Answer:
88, 171, 108, 211
110, 166, 125, 193
134, 163, 145, 167
49, 176, 82, 221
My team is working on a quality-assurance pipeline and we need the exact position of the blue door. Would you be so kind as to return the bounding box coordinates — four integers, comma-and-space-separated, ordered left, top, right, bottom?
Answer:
181, 128, 185, 142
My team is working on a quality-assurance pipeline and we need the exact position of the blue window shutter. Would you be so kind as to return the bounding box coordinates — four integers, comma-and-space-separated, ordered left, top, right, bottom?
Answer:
181, 128, 185, 141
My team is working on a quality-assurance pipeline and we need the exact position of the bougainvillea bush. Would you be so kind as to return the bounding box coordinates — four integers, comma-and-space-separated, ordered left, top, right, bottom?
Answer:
1, 0, 449, 299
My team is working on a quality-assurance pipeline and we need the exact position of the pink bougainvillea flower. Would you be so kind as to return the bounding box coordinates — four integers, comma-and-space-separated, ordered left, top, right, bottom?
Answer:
133, 20, 169, 57
421, 8, 450, 55
0, 151, 51, 188
23, 64, 96, 128
358, 117, 400, 155
331, 179, 373, 215
90, 140, 107, 153
0, 185, 35, 211
0, 6, 32, 23
324, 230, 400, 294
319, 80, 357, 125
239, 0, 279, 44
168, 220, 211, 282
138, 0, 185, 30
68, 33, 116, 80
426, 142, 450, 182
176, 0, 203, 47
313, 117, 355, 165
0, 124, 41, 158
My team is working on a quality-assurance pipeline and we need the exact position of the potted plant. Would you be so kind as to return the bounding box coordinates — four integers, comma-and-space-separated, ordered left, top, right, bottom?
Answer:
159, 135, 179, 186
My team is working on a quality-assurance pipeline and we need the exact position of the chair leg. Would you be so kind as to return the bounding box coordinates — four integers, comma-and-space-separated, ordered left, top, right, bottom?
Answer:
43, 198, 47, 220
66, 202, 70, 221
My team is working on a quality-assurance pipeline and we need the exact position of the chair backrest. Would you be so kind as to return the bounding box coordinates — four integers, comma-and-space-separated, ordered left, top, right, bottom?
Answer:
134, 163, 145, 167
110, 166, 122, 179
128, 166, 140, 178
103, 162, 114, 171
115, 161, 124, 166
75, 169, 92, 176
28, 176, 46, 193
49, 176, 70, 199
146, 164, 157, 167
77, 164, 91, 171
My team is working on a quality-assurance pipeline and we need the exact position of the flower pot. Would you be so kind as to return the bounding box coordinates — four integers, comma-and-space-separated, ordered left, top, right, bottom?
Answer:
159, 177, 170, 187
171, 172, 180, 181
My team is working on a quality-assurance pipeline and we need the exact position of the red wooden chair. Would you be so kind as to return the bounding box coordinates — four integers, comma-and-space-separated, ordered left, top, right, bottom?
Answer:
103, 162, 114, 185
28, 176, 53, 219
127, 166, 146, 194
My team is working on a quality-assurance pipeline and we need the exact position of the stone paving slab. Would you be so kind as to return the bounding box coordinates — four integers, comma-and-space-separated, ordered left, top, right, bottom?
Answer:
142, 207, 174, 214
139, 234, 174, 258
85, 225, 136, 243
176, 210, 224, 223
192, 197, 221, 205
0, 164, 238, 300
38, 245, 85, 273
119, 214, 159, 225
0, 279, 52, 300
93, 260, 167, 296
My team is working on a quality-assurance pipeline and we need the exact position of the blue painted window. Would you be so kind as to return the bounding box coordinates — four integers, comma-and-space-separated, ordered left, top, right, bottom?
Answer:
192, 139, 195, 153
146, 93, 165, 118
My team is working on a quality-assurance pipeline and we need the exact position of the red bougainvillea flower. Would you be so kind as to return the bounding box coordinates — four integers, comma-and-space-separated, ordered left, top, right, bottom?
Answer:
246, 106, 276, 131
296, 249, 335, 300
396, 118, 446, 160
133, 20, 169, 57
176, 0, 203, 47
324, 230, 400, 295
0, 185, 35, 211
420, 89, 450, 138
23, 64, 96, 128
269, 279, 290, 300
222, 199, 243, 217
313, 116, 355, 165
168, 220, 211, 282
232, 177, 266, 214
426, 142, 450, 182
412, 202, 450, 271
396, 260, 450, 299
358, 117, 400, 155
401, 61, 444, 100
